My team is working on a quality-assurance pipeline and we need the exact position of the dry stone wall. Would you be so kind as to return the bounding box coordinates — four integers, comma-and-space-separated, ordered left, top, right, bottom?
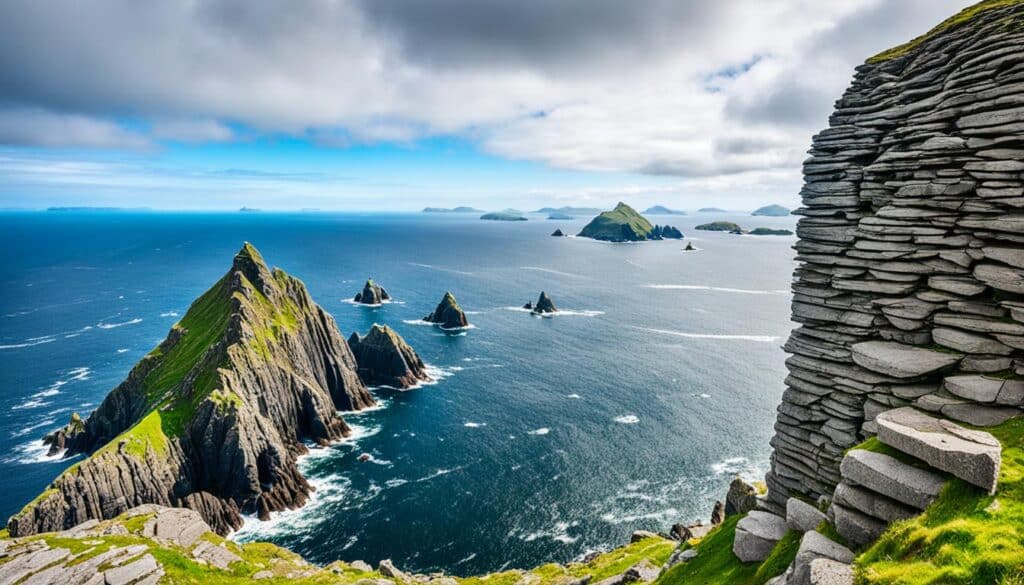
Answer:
765, 3, 1024, 512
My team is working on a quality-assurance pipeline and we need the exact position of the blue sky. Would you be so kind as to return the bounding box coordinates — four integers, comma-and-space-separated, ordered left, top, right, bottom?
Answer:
0, 0, 971, 211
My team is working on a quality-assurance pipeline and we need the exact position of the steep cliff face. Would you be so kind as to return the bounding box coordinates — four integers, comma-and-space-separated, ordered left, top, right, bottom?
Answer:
12, 243, 373, 536
765, 1, 1024, 512
348, 324, 431, 389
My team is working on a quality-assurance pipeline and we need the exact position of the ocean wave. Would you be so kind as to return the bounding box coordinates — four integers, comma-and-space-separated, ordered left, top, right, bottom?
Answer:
600, 508, 680, 525
515, 521, 579, 544
13, 398, 51, 410
11, 418, 56, 438
159, 311, 179, 318
3, 440, 69, 464
567, 394, 582, 399
633, 326, 779, 343
528, 427, 550, 436
97, 318, 143, 329
614, 415, 640, 424
341, 298, 396, 307
385, 478, 408, 489
463, 422, 487, 428
0, 337, 56, 350
232, 473, 354, 542
520, 266, 585, 278
503, 307, 604, 317
407, 262, 474, 276
416, 466, 463, 482
643, 284, 789, 295
711, 456, 766, 480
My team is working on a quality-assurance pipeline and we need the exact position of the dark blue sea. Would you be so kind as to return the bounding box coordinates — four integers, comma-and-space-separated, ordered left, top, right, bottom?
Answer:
0, 210, 796, 574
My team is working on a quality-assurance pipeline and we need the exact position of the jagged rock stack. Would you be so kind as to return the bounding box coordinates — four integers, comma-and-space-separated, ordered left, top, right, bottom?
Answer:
763, 1, 1024, 515
552, 229, 565, 237
353, 279, 390, 305
13, 243, 373, 537
423, 291, 470, 329
348, 324, 431, 389
525, 292, 558, 315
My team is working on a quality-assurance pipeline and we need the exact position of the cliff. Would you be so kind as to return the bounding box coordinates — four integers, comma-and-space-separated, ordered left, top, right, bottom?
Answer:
348, 324, 431, 389
13, 243, 373, 537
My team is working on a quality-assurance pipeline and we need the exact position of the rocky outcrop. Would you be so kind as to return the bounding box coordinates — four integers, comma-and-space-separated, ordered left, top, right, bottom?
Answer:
578, 203, 680, 242
651, 225, 684, 239
763, 1, 1024, 514
733, 511, 787, 562
354, 279, 390, 305
531, 292, 558, 315
694, 221, 740, 232
348, 324, 431, 389
10, 243, 373, 537
423, 292, 470, 329
752, 204, 791, 217
552, 229, 565, 237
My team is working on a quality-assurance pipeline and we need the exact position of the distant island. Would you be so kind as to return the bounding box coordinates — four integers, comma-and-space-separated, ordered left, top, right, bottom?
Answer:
46, 206, 151, 212
481, 210, 527, 221
697, 207, 727, 213
749, 227, 794, 236
643, 205, 686, 215
239, 206, 261, 212
695, 221, 741, 232
577, 202, 683, 242
423, 206, 485, 213
547, 212, 573, 220
532, 206, 602, 215
751, 204, 791, 217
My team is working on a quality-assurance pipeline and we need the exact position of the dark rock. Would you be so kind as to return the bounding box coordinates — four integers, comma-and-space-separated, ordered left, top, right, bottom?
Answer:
552, 229, 565, 237
749, 228, 794, 236
353, 279, 390, 305
348, 324, 431, 389
577, 203, 657, 242
532, 292, 558, 314
695, 221, 741, 232
684, 242, 695, 251
423, 292, 470, 329
710, 500, 725, 525
725, 476, 758, 516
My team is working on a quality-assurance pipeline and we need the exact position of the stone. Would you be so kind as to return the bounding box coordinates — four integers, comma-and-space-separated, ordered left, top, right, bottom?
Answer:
790, 531, 855, 585
348, 325, 431, 389
104, 554, 160, 585
351, 561, 373, 572
663, 548, 697, 570
531, 292, 558, 314
733, 511, 788, 562
622, 560, 660, 583
379, 560, 408, 581
945, 375, 1024, 405
726, 476, 759, 516
353, 279, 390, 305
831, 503, 888, 548
875, 407, 1002, 494
786, 498, 827, 532
423, 292, 470, 329
974, 263, 1024, 294
807, 559, 854, 585
192, 540, 242, 570
851, 341, 961, 378
629, 531, 660, 543
941, 402, 1022, 427
710, 501, 725, 525
932, 328, 1014, 355
832, 482, 918, 523
146, 507, 209, 548
839, 450, 944, 510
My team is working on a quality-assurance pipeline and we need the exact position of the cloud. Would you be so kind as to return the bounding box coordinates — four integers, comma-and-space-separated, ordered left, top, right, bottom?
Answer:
0, 0, 976, 186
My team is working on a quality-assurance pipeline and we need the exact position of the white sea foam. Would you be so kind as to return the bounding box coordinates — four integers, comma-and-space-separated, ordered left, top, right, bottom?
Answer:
385, 478, 408, 489
159, 311, 179, 317
516, 521, 579, 544
643, 284, 789, 295
408, 262, 474, 276
416, 466, 462, 482
710, 456, 765, 479
117, 348, 129, 353
97, 318, 142, 329
520, 266, 584, 278
463, 422, 486, 428
600, 508, 680, 525
3, 439, 71, 464
11, 418, 56, 438
456, 553, 478, 565
528, 427, 550, 436
634, 326, 779, 343
0, 337, 56, 350
567, 394, 582, 399
614, 415, 640, 424
341, 298, 395, 307
503, 307, 603, 317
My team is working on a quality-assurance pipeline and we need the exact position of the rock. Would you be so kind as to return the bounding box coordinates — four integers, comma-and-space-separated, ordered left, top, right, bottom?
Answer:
733, 511, 788, 563
552, 229, 565, 237
192, 540, 242, 569
875, 407, 1001, 494
830, 503, 888, 548
354, 279, 390, 305
253, 570, 274, 580
379, 560, 408, 580
348, 325, 430, 389
577, 203, 659, 242
850, 341, 961, 378
532, 292, 558, 314
832, 481, 918, 523
752, 204, 791, 217
629, 530, 660, 543
790, 531, 854, 585
695, 221, 742, 232
944, 375, 1024, 405
684, 242, 695, 251
423, 292, 470, 329
710, 501, 725, 525
146, 507, 209, 547
932, 328, 1014, 355
351, 561, 373, 572
668, 524, 692, 541
726, 476, 759, 516
786, 498, 827, 532
806, 559, 853, 585
622, 560, 660, 583
104, 554, 160, 585
663, 548, 697, 570
839, 449, 944, 510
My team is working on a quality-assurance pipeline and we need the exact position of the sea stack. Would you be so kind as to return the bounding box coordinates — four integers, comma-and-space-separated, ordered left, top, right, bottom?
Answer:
423, 291, 470, 329
531, 292, 558, 315
551, 229, 565, 237
348, 325, 431, 389
11, 242, 372, 537
578, 202, 682, 242
354, 278, 390, 305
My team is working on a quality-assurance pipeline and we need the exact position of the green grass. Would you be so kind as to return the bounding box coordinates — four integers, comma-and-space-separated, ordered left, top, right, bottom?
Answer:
855, 417, 1024, 584
578, 202, 655, 240
868, 0, 1024, 63
656, 516, 798, 585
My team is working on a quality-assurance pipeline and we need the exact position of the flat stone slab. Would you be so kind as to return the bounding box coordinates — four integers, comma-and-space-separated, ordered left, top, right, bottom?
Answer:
876, 407, 1001, 494
831, 503, 887, 549
786, 498, 827, 532
840, 449, 944, 510
733, 511, 787, 562
808, 558, 854, 585
791, 531, 854, 585
851, 341, 960, 378
832, 481, 918, 523
945, 375, 1024, 406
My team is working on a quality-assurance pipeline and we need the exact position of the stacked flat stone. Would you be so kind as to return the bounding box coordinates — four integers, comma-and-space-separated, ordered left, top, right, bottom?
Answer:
765, 4, 1024, 513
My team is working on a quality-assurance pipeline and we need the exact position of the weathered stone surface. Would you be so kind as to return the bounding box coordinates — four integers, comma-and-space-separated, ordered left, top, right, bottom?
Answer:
726, 476, 759, 516
790, 531, 854, 585
786, 498, 827, 533
104, 554, 160, 585
832, 482, 918, 523
932, 328, 1014, 355
944, 375, 1024, 405
348, 325, 431, 389
423, 291, 470, 329
192, 540, 242, 569
875, 407, 1001, 494
622, 560, 660, 583
733, 511, 788, 563
807, 559, 853, 585
839, 450, 944, 510
851, 342, 961, 378
353, 279, 390, 305
831, 503, 887, 549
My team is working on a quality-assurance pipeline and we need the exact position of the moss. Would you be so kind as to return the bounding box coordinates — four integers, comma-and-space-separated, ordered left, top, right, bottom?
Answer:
855, 417, 1024, 584
578, 202, 656, 241
656, 516, 796, 585
867, 0, 1024, 63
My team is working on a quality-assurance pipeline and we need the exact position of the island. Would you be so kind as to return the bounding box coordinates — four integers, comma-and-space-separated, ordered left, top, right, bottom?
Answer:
347, 324, 430, 389
749, 227, 794, 236
697, 207, 727, 213
239, 206, 261, 212
353, 279, 390, 305
523, 292, 557, 315
577, 202, 682, 242
751, 204, 791, 217
695, 221, 742, 232
533, 206, 602, 215
423, 206, 485, 213
423, 291, 470, 329
481, 210, 528, 221
551, 229, 565, 237
547, 212, 574, 220
644, 205, 687, 215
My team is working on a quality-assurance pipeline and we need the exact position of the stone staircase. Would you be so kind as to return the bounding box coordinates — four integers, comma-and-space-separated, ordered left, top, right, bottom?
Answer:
730, 406, 1004, 584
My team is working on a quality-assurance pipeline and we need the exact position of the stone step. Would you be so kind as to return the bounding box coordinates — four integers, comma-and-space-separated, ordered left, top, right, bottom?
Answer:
850, 341, 961, 378
790, 531, 855, 585
875, 407, 1001, 494
839, 449, 944, 510
830, 503, 888, 548
733, 511, 788, 563
832, 481, 919, 524
786, 498, 827, 533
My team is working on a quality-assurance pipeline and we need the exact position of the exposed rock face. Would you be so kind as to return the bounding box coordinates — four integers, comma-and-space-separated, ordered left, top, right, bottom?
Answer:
552, 229, 565, 237
651, 225, 684, 239
764, 2, 1024, 513
532, 292, 558, 314
354, 279, 390, 305
725, 476, 759, 516
733, 511, 787, 562
10, 243, 373, 537
423, 291, 470, 329
348, 324, 431, 389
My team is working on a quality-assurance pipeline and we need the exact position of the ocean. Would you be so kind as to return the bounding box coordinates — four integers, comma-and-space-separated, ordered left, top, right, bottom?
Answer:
0, 210, 796, 575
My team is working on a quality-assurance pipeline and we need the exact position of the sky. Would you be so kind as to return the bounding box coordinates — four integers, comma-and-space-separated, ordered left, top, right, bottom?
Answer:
0, 0, 974, 212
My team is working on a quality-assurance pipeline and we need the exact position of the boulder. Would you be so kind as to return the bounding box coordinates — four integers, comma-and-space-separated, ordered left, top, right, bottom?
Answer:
663, 548, 697, 570
726, 476, 759, 516
839, 450, 944, 510
622, 560, 660, 583
786, 498, 827, 532
944, 375, 1024, 406
850, 341, 961, 378
832, 481, 918, 523
875, 407, 1001, 494
807, 559, 853, 585
830, 503, 887, 548
552, 229, 565, 237
790, 531, 854, 585
423, 292, 470, 329
710, 500, 725, 525
379, 560, 408, 581
733, 511, 788, 563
